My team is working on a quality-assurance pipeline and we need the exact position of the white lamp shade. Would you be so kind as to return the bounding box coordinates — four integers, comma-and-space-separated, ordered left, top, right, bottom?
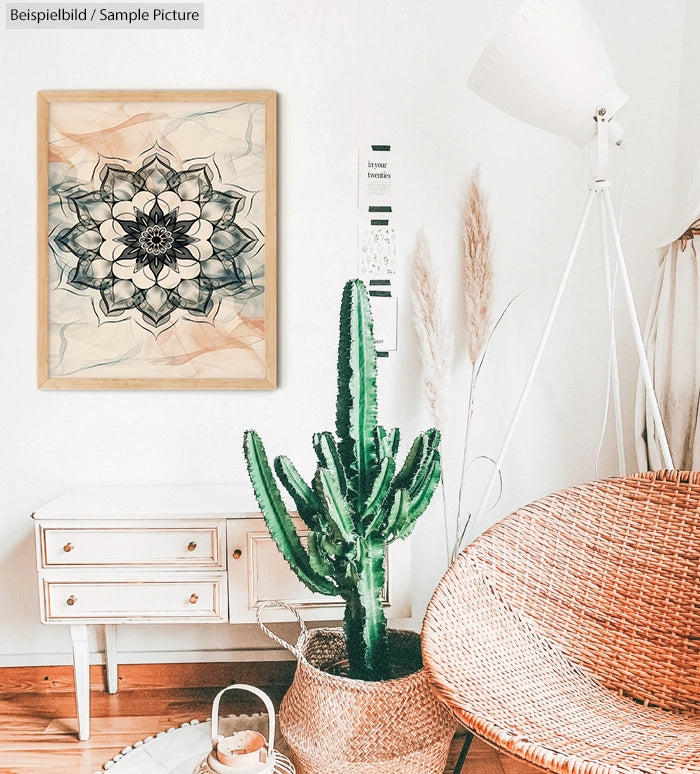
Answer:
468, 0, 628, 147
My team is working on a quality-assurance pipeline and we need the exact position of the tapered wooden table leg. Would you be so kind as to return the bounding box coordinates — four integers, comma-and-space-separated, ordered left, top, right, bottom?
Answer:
70, 624, 90, 741
104, 624, 118, 694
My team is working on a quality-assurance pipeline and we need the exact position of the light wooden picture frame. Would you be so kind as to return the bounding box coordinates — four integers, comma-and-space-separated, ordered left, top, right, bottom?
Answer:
37, 90, 277, 390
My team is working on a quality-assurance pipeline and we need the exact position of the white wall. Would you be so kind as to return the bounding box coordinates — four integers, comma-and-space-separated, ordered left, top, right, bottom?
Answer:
0, 0, 688, 666
674, 0, 700, 210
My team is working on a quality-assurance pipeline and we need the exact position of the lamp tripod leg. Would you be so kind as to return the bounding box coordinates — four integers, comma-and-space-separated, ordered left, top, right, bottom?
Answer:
601, 187, 674, 470
469, 188, 598, 536
598, 194, 626, 475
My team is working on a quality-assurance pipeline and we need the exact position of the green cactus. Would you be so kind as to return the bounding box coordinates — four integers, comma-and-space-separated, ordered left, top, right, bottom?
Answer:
244, 279, 441, 681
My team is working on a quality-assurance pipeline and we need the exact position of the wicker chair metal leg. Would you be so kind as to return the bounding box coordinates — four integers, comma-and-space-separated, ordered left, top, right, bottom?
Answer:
454, 729, 474, 774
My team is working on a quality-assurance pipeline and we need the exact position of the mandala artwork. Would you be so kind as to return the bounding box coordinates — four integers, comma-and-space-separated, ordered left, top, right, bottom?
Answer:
55, 151, 259, 331
41, 93, 275, 387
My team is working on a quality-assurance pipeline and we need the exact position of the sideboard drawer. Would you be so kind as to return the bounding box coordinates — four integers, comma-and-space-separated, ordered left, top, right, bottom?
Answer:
42, 576, 227, 622
40, 523, 225, 568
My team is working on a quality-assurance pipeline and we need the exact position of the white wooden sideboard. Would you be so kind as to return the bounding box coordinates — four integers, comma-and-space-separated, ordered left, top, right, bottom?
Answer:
32, 485, 411, 740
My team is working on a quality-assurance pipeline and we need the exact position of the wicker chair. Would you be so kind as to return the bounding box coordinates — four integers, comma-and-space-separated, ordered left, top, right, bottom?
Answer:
422, 470, 700, 774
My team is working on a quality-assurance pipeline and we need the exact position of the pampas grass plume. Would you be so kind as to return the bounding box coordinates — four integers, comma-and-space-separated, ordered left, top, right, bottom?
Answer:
411, 229, 454, 432
463, 169, 494, 364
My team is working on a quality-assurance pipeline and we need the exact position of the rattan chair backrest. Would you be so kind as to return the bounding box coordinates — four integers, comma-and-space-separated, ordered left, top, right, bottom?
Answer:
468, 470, 700, 713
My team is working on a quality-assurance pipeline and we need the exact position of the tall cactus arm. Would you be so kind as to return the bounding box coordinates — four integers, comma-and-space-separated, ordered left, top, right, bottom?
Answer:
307, 532, 340, 586
391, 428, 440, 496
407, 433, 440, 500
374, 426, 400, 461
318, 467, 355, 543
376, 487, 409, 540
336, 279, 379, 511
390, 433, 427, 494
374, 425, 387, 456
274, 455, 321, 529
361, 456, 396, 530
311, 470, 342, 542
393, 456, 442, 540
243, 430, 337, 596
387, 428, 401, 458
313, 432, 347, 497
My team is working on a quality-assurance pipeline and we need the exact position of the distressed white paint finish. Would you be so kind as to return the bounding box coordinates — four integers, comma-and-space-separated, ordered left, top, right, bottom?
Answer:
33, 485, 412, 738
43, 576, 227, 621
41, 524, 225, 568
33, 485, 261, 519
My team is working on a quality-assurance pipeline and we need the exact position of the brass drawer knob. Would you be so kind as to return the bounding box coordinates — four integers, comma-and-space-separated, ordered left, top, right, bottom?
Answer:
66, 595, 77, 606
189, 593, 199, 604
187, 541, 197, 552
232, 549, 242, 560
63, 543, 74, 553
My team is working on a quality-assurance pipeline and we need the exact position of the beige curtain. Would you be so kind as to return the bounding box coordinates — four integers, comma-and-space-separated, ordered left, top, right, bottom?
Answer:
635, 231, 700, 471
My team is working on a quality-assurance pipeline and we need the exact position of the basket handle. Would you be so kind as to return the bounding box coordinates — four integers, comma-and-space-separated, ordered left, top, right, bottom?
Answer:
210, 683, 276, 757
256, 600, 309, 662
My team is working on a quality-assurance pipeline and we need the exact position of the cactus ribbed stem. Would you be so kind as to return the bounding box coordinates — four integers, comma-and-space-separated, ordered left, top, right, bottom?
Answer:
355, 538, 387, 679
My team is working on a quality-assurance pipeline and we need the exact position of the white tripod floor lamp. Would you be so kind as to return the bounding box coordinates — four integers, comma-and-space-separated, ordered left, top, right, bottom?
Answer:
466, 0, 674, 535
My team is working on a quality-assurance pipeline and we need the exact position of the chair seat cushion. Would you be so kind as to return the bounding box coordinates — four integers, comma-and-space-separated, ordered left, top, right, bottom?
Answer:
423, 557, 700, 774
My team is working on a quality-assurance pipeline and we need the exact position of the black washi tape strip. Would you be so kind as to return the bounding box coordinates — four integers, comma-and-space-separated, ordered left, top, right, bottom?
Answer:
369, 279, 391, 286
368, 206, 392, 213
371, 219, 389, 226
377, 351, 390, 358
370, 290, 392, 298
371, 145, 391, 151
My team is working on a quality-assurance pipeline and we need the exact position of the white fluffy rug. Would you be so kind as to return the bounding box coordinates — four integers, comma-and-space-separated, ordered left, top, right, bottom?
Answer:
99, 715, 287, 774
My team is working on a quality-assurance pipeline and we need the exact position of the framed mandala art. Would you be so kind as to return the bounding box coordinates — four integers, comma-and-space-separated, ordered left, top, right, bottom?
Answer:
37, 90, 277, 389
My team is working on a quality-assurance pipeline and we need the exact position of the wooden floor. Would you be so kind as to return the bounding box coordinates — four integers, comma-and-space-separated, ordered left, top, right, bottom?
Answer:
0, 664, 537, 774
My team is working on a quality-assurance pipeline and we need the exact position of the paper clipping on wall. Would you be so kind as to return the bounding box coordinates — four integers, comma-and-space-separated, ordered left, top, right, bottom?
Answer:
370, 293, 398, 352
357, 144, 397, 354
358, 222, 397, 280
358, 144, 394, 210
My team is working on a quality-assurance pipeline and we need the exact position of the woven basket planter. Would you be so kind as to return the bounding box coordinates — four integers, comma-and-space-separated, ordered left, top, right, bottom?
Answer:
259, 606, 457, 774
